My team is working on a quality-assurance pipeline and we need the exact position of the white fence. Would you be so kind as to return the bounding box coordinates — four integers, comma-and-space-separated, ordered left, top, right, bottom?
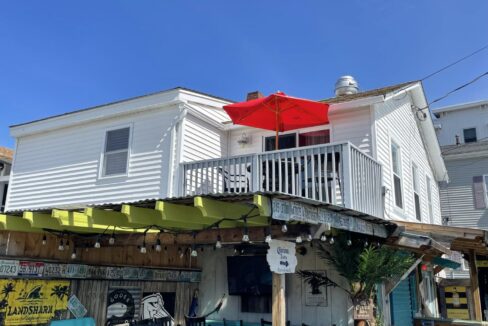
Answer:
179, 142, 383, 217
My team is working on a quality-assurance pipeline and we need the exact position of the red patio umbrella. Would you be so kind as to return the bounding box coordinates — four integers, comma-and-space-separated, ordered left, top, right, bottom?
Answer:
223, 92, 329, 149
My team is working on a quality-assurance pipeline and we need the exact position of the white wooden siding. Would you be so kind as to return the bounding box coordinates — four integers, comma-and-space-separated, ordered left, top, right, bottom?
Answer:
198, 248, 352, 326
374, 96, 442, 224
6, 106, 182, 211
329, 106, 372, 155
181, 114, 228, 162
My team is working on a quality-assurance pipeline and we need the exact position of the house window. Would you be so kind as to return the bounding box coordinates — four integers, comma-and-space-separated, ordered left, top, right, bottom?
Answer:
264, 133, 296, 151
391, 141, 403, 209
463, 128, 477, 143
412, 164, 421, 221
484, 175, 488, 203
299, 130, 330, 147
102, 127, 130, 177
426, 176, 433, 223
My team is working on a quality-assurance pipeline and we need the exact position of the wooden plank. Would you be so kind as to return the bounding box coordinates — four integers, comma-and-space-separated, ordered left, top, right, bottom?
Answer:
469, 250, 482, 321
272, 273, 286, 326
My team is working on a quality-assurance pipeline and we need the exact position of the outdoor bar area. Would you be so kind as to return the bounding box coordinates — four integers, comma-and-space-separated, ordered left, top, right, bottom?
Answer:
0, 192, 401, 326
0, 192, 485, 326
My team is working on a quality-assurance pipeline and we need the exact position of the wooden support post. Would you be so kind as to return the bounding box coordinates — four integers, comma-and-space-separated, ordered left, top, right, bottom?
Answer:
272, 273, 286, 326
469, 250, 483, 321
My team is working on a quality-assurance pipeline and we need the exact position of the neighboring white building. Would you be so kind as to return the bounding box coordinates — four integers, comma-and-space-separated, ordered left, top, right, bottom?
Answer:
0, 147, 13, 212
434, 101, 488, 279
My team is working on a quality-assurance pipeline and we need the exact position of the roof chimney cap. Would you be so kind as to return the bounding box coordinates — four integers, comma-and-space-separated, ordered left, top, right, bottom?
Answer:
335, 76, 359, 96
246, 91, 264, 101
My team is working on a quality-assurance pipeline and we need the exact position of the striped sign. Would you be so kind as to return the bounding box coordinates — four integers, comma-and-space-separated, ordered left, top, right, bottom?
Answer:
444, 286, 469, 320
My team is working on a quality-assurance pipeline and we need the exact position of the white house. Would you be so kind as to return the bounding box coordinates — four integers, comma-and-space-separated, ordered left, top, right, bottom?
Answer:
0, 147, 13, 212
4, 78, 448, 325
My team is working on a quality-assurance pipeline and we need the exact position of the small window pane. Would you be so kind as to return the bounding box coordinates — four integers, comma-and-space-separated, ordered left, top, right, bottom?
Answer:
412, 165, 419, 193
265, 134, 296, 151
391, 143, 400, 175
414, 194, 421, 220
484, 175, 488, 201
394, 175, 403, 208
105, 128, 130, 152
299, 130, 330, 147
463, 128, 477, 143
104, 151, 128, 175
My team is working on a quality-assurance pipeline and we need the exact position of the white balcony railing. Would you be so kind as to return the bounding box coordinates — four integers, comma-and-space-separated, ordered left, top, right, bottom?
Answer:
179, 142, 383, 218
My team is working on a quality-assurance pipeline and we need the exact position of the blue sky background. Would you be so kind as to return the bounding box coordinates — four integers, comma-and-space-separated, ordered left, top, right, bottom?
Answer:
1, 1, 487, 147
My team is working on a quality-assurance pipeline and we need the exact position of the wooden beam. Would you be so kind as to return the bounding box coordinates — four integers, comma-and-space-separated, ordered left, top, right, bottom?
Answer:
0, 214, 41, 232
155, 201, 219, 227
254, 194, 272, 217
194, 196, 268, 226
23, 211, 62, 230
469, 250, 483, 321
121, 204, 205, 230
272, 273, 286, 326
84, 208, 133, 227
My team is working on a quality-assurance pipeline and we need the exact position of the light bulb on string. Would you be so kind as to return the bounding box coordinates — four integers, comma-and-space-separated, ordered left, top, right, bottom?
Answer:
320, 234, 327, 242
58, 239, 65, 251
364, 239, 369, 247
242, 220, 249, 242
94, 237, 101, 249
71, 248, 77, 260
65, 240, 70, 250
329, 236, 335, 245
155, 238, 162, 252
215, 235, 222, 249
306, 233, 313, 242
281, 224, 288, 233
296, 236, 303, 244
42, 234, 47, 246
178, 247, 183, 259
347, 239, 352, 246
140, 241, 147, 254
265, 227, 272, 243
191, 245, 198, 257
109, 234, 115, 246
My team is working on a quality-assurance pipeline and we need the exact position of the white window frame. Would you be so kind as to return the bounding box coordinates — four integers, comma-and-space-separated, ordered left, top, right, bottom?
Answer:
390, 140, 404, 210
426, 176, 434, 224
412, 163, 421, 221
99, 124, 132, 179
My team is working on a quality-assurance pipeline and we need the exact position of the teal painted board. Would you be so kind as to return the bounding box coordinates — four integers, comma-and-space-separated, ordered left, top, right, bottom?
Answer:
390, 278, 413, 326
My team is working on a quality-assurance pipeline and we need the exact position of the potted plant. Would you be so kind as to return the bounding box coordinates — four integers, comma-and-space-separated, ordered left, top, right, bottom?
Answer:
298, 234, 414, 326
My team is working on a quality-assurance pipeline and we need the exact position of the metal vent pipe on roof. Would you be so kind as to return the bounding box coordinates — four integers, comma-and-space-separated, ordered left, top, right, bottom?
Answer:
335, 75, 359, 96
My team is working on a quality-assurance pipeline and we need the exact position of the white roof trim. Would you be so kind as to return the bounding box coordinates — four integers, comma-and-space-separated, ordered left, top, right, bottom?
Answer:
433, 99, 488, 114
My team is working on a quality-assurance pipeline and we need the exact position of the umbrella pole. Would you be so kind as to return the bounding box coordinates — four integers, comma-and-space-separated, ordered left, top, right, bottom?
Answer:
275, 102, 279, 150
275, 128, 279, 150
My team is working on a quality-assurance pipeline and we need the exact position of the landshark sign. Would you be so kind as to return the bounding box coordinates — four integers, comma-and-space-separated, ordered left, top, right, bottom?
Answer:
266, 240, 297, 274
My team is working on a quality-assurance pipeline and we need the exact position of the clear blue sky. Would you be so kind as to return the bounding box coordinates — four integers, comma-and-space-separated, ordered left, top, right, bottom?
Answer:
1, 1, 488, 147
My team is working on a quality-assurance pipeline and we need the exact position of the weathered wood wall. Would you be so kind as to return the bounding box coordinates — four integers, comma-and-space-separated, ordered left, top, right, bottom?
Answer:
71, 279, 197, 325
0, 231, 201, 269
198, 247, 353, 326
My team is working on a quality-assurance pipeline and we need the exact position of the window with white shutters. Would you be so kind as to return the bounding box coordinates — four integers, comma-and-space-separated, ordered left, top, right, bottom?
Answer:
426, 176, 433, 223
102, 127, 130, 177
473, 176, 487, 209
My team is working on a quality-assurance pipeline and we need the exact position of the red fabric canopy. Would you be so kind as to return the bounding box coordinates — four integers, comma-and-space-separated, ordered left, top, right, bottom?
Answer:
223, 92, 329, 133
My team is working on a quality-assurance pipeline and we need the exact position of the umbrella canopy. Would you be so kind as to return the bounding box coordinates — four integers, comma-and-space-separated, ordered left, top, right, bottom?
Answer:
223, 92, 329, 149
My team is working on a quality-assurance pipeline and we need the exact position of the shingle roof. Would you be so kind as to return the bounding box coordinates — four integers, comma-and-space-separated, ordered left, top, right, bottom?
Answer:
10, 87, 236, 129
441, 141, 488, 156
320, 81, 418, 104
0, 147, 13, 162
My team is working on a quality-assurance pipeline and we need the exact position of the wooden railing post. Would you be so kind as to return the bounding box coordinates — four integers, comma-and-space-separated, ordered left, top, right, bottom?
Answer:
469, 250, 483, 321
272, 273, 286, 326
342, 143, 353, 209
251, 154, 260, 192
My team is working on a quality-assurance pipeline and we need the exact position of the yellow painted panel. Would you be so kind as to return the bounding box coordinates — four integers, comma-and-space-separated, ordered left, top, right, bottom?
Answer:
446, 298, 467, 304
445, 286, 466, 293
446, 309, 470, 320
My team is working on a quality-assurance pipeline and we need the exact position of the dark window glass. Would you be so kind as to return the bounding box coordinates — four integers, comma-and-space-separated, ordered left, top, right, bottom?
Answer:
394, 175, 403, 208
463, 128, 477, 143
299, 130, 330, 147
1, 184, 7, 212
265, 133, 296, 151
414, 194, 421, 220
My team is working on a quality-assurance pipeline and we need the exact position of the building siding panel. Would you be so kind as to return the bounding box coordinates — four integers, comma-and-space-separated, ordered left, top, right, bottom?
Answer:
6, 107, 181, 211
375, 96, 442, 224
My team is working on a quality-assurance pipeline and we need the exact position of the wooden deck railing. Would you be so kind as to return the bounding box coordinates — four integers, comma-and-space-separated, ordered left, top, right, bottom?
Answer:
179, 142, 383, 218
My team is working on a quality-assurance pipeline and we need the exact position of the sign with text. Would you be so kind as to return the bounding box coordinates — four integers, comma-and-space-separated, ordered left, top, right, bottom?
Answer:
0, 259, 201, 283
271, 198, 387, 237
0, 279, 70, 325
266, 240, 297, 274
68, 295, 87, 319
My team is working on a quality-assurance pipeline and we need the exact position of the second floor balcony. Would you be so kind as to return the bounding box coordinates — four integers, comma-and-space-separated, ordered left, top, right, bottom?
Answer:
179, 142, 383, 218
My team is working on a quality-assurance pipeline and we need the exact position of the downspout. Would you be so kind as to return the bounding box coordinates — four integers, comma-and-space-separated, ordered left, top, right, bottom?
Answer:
166, 103, 188, 198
